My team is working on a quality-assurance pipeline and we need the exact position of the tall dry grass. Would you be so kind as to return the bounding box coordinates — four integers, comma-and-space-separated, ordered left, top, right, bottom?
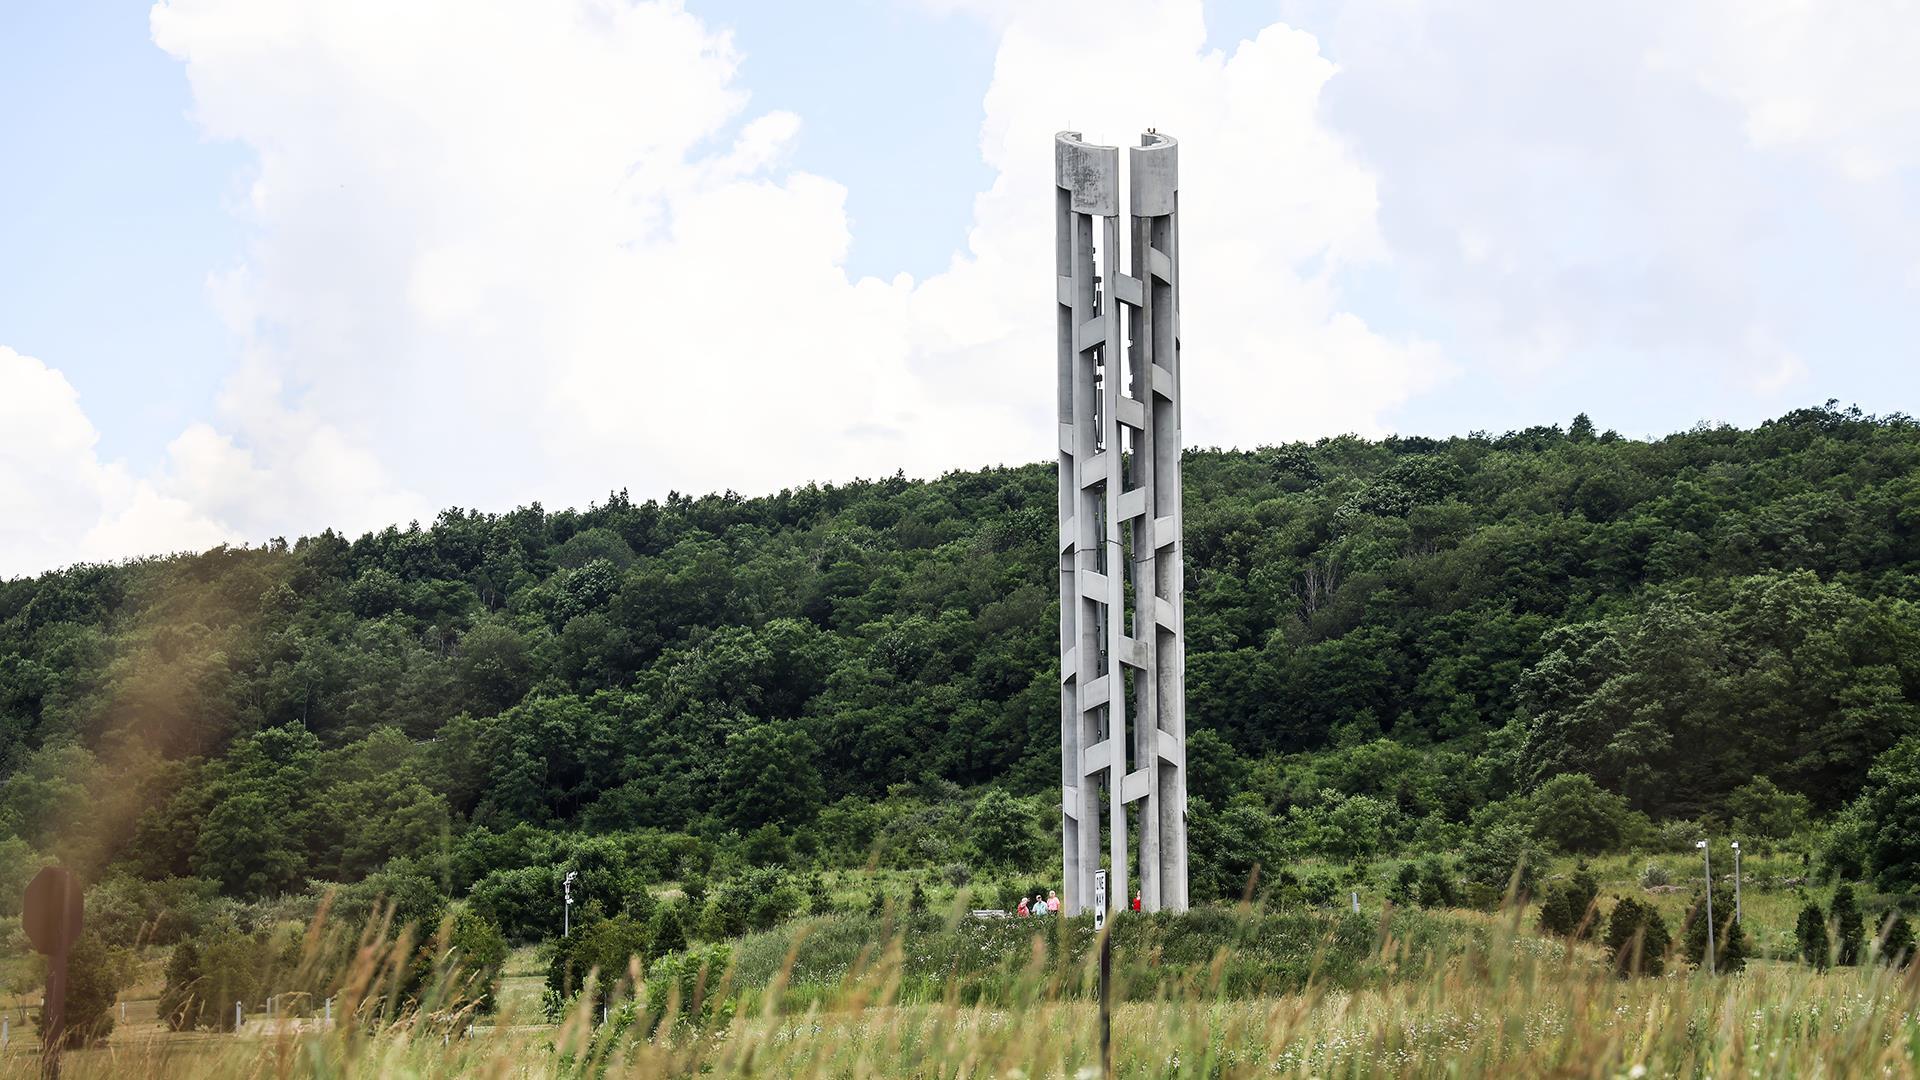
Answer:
9, 902, 1920, 1078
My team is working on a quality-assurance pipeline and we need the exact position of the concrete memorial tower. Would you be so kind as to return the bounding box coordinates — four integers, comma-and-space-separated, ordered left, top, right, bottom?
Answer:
1055, 130, 1187, 915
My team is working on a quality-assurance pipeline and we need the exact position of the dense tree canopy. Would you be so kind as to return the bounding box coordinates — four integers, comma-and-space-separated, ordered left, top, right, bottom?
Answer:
1, 403, 1917, 919
1852, 736, 1920, 892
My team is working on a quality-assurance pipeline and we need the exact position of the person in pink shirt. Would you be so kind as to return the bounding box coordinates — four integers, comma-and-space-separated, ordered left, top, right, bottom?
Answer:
1047, 891, 1061, 913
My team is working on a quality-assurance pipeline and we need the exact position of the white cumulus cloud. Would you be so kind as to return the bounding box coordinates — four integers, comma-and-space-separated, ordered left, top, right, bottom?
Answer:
1282, 0, 1920, 416
122, 0, 1442, 557
6, 0, 1909, 576
0, 347, 231, 577
1654, 0, 1920, 181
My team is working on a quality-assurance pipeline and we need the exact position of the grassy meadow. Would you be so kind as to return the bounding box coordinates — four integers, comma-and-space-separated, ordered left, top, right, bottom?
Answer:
4, 853, 1918, 1078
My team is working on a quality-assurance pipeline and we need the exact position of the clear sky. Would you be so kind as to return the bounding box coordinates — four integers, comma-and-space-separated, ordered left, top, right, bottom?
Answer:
4, 0, 1918, 577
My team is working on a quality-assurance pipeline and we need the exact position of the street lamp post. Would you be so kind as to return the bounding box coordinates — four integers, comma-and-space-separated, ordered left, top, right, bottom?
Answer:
1731, 841, 1742, 924
1696, 840, 1715, 976
563, 871, 578, 937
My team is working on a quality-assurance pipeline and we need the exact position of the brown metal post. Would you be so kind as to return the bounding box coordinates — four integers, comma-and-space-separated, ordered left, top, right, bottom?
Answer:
41, 947, 67, 1078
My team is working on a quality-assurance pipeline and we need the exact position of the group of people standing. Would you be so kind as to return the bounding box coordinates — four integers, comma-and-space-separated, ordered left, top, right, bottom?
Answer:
1013, 890, 1146, 916
1015, 891, 1059, 916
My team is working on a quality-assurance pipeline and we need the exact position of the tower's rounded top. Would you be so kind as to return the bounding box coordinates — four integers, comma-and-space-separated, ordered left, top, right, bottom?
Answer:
1131, 131, 1178, 215
1054, 131, 1119, 217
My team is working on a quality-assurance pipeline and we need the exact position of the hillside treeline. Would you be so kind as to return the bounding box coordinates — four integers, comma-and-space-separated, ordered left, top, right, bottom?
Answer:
3, 401, 1919, 927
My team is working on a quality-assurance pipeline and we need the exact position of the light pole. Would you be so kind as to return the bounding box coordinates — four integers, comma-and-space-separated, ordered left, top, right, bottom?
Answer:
1731, 840, 1742, 924
1696, 840, 1715, 976
563, 871, 578, 937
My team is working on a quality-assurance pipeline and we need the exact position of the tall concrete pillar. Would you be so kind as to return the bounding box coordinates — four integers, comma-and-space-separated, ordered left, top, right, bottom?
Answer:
1056, 130, 1186, 915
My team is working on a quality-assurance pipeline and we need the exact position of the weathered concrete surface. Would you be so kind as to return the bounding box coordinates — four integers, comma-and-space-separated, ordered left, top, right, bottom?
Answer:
1056, 131, 1186, 915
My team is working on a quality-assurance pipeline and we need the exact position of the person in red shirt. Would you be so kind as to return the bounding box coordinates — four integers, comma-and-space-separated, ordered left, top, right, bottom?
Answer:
1016, 896, 1030, 917
1131, 893, 1142, 912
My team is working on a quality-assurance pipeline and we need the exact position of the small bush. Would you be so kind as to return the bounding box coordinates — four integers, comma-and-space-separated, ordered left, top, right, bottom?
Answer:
194, 927, 268, 1031
1604, 896, 1670, 977
645, 943, 734, 1029
1796, 900, 1830, 968
1414, 856, 1459, 908
547, 914, 651, 1012
1537, 866, 1600, 939
37, 934, 132, 1047
1390, 862, 1421, 906
445, 910, 509, 1013
1878, 911, 1915, 967
1300, 870, 1340, 907
1462, 883, 1504, 912
1388, 856, 1460, 910
1680, 886, 1748, 973
1816, 809, 1869, 883
742, 824, 790, 867
967, 788, 1036, 866
466, 865, 558, 944
650, 904, 689, 957
1536, 889, 1575, 937
803, 875, 831, 914
698, 868, 802, 940
1640, 862, 1671, 888
1460, 820, 1539, 904
1652, 819, 1708, 854
1832, 884, 1865, 965
74, 936, 132, 1044
158, 938, 202, 1031
1526, 774, 1633, 854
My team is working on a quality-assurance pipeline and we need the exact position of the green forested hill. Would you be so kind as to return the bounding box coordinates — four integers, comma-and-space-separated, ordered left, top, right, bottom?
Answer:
2, 402, 1919, 926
